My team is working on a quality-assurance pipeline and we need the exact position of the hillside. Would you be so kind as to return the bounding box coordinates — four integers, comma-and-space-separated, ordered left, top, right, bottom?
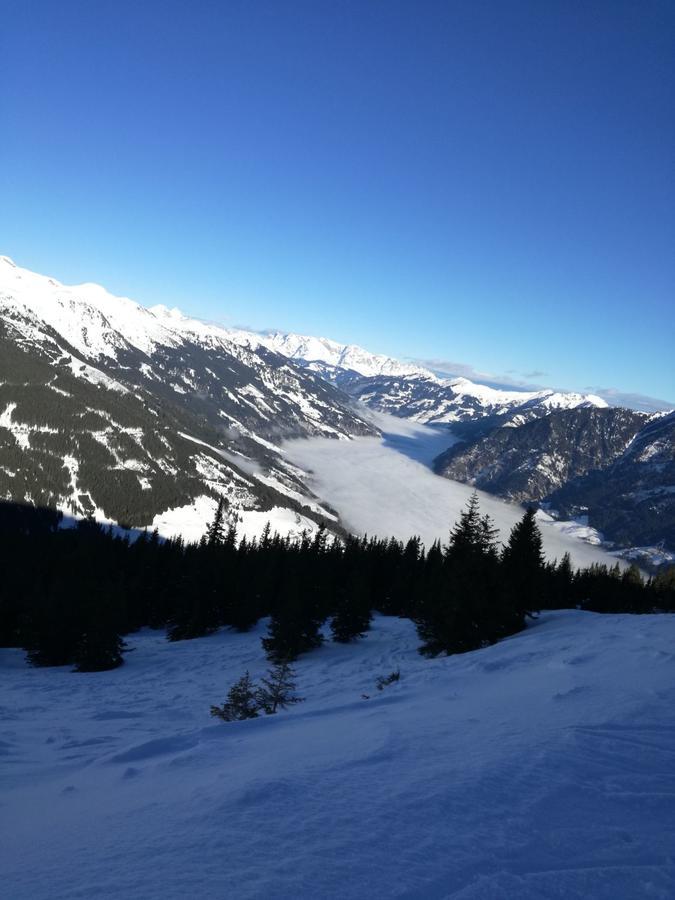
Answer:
2, 611, 674, 899
550, 411, 675, 550
434, 407, 649, 502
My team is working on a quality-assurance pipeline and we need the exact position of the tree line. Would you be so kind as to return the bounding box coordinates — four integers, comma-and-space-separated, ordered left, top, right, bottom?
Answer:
0, 496, 673, 672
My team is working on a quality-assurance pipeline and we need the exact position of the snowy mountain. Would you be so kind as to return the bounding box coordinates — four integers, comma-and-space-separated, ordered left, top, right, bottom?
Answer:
244, 328, 607, 424
316, 368, 608, 426
247, 330, 432, 378
435, 407, 675, 552
0, 257, 375, 535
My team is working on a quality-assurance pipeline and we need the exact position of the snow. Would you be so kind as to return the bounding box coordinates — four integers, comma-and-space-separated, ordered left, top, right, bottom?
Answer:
149, 495, 220, 543
237, 506, 322, 543
2, 610, 674, 899
0, 256, 178, 360
149, 495, 321, 544
256, 330, 434, 378
284, 413, 626, 569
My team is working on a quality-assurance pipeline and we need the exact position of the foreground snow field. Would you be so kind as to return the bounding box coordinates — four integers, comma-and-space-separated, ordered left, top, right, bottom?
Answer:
2, 612, 675, 899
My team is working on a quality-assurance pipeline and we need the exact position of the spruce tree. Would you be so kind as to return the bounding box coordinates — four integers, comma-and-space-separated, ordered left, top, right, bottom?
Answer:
257, 662, 304, 714
206, 498, 227, 547
73, 624, 125, 672
262, 575, 323, 662
210, 671, 260, 721
416, 495, 502, 655
331, 570, 372, 642
501, 507, 544, 621
166, 571, 220, 641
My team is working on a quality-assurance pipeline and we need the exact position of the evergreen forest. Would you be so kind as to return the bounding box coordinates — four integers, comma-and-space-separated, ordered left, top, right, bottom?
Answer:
0, 495, 673, 673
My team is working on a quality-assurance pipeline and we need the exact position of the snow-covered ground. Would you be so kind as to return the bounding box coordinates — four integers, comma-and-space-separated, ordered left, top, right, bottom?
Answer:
285, 414, 625, 570
2, 611, 674, 899
149, 495, 322, 544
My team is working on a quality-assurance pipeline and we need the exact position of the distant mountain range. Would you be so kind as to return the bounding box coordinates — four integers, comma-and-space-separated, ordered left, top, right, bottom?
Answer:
245, 329, 674, 557
249, 330, 608, 424
1, 257, 672, 558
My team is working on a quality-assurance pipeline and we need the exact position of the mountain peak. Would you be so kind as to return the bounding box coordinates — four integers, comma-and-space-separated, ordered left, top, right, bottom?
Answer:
257, 330, 435, 379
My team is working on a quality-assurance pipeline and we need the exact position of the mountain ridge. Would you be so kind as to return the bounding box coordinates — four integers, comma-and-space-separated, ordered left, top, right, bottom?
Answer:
0, 257, 376, 538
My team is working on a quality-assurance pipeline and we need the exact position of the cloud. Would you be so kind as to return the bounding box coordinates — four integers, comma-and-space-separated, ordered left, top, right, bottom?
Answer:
583, 388, 675, 415
283, 413, 626, 570
410, 356, 674, 412
509, 369, 549, 380
410, 357, 549, 392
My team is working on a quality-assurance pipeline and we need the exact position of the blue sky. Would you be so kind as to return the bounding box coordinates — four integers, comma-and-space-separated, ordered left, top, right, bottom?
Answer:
2, 0, 673, 407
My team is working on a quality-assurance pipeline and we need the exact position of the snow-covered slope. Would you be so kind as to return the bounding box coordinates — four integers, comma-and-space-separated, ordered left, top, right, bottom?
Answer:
2, 610, 674, 899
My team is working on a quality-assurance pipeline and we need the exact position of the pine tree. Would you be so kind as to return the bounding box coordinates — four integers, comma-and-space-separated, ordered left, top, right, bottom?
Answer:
331, 569, 372, 642
206, 498, 227, 547
416, 496, 502, 655
262, 575, 324, 662
550, 552, 573, 609
501, 507, 544, 620
652, 565, 675, 611
445, 491, 484, 561
210, 671, 260, 721
73, 624, 125, 672
166, 571, 220, 641
23, 579, 84, 667
257, 662, 304, 714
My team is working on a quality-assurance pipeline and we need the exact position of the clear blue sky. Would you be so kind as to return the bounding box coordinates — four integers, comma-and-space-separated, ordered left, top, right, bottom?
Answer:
2, 0, 673, 407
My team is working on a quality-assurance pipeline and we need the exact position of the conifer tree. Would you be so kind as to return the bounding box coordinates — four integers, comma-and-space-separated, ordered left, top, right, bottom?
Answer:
550, 552, 574, 609
416, 495, 503, 655
501, 507, 544, 620
257, 662, 304, 714
331, 569, 372, 642
73, 623, 125, 672
166, 572, 220, 641
262, 575, 323, 661
445, 491, 484, 561
210, 671, 260, 721
207, 498, 226, 547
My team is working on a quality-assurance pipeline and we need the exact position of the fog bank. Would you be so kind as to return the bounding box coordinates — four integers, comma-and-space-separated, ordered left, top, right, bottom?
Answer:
285, 414, 623, 570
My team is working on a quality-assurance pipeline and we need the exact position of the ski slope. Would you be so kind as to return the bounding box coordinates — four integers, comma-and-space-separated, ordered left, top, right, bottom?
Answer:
2, 611, 675, 899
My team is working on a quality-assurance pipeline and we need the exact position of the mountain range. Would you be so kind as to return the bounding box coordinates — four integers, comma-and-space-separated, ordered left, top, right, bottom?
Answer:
1, 256, 672, 558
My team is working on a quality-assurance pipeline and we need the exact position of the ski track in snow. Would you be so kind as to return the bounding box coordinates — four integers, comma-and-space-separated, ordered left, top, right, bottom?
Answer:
285, 413, 623, 570
2, 611, 675, 899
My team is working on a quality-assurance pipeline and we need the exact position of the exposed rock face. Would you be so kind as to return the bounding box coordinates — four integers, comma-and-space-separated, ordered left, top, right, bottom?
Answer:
549, 411, 675, 549
434, 408, 648, 502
